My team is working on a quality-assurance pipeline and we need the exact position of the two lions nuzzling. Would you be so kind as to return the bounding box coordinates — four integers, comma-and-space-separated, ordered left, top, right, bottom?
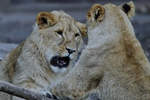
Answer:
49, 1, 150, 100
1, 1, 150, 100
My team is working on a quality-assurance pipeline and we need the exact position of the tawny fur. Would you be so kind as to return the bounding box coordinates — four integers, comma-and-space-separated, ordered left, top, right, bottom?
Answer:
0, 11, 86, 100
49, 2, 150, 100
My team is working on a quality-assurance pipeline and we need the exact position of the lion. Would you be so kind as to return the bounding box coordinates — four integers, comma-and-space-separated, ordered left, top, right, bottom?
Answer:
0, 11, 87, 100
48, 1, 150, 100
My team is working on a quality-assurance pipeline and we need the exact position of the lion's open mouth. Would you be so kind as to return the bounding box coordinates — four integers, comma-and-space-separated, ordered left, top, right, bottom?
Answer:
50, 56, 70, 68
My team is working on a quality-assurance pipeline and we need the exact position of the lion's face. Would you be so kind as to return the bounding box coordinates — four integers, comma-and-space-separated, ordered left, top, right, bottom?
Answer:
34, 11, 87, 73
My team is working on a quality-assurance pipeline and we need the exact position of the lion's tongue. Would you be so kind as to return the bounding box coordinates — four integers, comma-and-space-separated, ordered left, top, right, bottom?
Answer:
50, 56, 70, 68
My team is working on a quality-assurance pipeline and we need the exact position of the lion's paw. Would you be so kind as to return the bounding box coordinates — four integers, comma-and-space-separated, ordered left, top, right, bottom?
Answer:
41, 90, 59, 100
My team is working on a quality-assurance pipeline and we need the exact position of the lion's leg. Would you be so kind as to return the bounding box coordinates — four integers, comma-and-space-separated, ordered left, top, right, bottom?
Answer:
10, 82, 56, 100
11, 82, 38, 100
0, 92, 11, 100
0, 60, 12, 100
12, 96, 25, 100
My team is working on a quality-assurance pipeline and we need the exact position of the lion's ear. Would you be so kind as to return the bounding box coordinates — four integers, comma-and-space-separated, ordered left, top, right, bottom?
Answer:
76, 22, 87, 37
36, 12, 57, 29
87, 4, 105, 22
120, 1, 135, 19
76, 22, 88, 45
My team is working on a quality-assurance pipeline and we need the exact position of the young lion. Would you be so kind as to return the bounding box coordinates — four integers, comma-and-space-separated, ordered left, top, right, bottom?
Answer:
49, 1, 150, 100
0, 11, 87, 100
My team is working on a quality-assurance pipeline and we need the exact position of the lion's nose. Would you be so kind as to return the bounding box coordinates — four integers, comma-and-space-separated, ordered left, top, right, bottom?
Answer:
66, 48, 76, 55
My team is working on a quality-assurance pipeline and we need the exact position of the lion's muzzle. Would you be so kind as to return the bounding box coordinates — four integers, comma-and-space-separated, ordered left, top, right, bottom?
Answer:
50, 56, 70, 68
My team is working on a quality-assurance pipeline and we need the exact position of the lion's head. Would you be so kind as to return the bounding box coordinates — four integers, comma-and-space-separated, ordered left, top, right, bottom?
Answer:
87, 1, 135, 39
31, 11, 87, 74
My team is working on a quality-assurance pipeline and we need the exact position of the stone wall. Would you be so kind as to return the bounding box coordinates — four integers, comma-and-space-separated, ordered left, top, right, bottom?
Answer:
10, 0, 147, 4
0, 0, 10, 11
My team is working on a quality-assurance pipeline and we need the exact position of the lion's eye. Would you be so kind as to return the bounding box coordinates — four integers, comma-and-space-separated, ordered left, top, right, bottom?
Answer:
56, 30, 63, 35
75, 33, 80, 37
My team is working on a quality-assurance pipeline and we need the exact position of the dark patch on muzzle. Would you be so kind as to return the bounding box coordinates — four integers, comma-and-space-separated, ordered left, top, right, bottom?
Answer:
50, 56, 70, 68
